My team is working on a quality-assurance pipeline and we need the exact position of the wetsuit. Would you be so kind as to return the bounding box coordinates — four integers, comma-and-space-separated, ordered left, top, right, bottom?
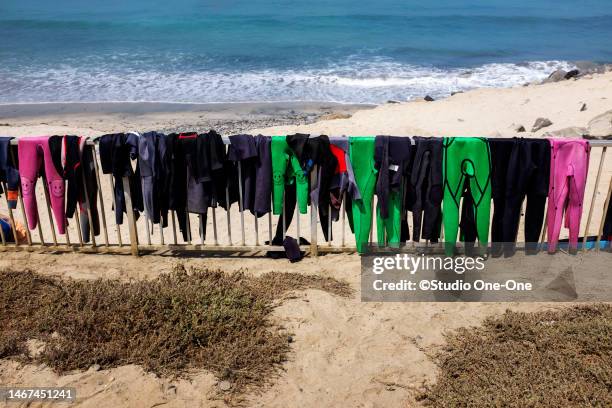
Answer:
227, 134, 273, 218
442, 137, 492, 255
374, 136, 412, 246
271, 136, 309, 215
546, 138, 590, 254
410, 137, 443, 242
489, 138, 551, 256
349, 136, 377, 253
49, 135, 101, 242
286, 134, 338, 241
329, 137, 361, 222
98, 132, 143, 225
507, 139, 550, 255
488, 138, 516, 257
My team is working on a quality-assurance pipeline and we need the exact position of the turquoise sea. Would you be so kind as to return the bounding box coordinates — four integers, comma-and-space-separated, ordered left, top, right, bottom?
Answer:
1, 0, 611, 103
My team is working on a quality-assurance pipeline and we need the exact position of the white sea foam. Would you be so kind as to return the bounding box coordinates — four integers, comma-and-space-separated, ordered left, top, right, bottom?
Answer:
0, 60, 575, 104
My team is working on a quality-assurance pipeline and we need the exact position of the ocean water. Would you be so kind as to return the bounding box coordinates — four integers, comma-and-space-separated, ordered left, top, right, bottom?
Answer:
0, 0, 611, 104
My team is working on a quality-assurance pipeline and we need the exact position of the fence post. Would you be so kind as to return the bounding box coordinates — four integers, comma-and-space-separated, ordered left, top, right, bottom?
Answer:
122, 176, 139, 256
596, 176, 612, 252
582, 146, 606, 252
310, 165, 318, 256
91, 144, 110, 247
0, 212, 6, 245
80, 162, 97, 247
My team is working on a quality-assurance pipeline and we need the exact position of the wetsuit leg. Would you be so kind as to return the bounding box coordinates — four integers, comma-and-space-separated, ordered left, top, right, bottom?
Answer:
522, 139, 550, 254
349, 137, 377, 253
489, 138, 514, 257
271, 136, 289, 215
471, 169, 492, 254
291, 155, 309, 215
442, 138, 461, 255
459, 178, 477, 256
566, 146, 589, 252
502, 139, 529, 256
411, 150, 429, 241
546, 169, 568, 253
422, 139, 443, 242
376, 189, 402, 246
271, 182, 297, 244
400, 218, 410, 242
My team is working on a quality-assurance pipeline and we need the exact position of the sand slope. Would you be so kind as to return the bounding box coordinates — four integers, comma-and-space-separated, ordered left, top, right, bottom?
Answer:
255, 72, 612, 137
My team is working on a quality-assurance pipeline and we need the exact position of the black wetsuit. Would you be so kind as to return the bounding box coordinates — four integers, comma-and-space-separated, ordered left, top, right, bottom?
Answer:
410, 136, 443, 242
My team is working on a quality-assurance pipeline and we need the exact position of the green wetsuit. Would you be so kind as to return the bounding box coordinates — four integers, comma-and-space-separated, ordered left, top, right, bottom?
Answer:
349, 137, 378, 253
271, 136, 309, 215
442, 137, 492, 256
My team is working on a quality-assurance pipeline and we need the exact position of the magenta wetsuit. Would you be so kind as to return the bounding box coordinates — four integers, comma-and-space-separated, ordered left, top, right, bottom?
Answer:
546, 138, 590, 253
18, 136, 66, 234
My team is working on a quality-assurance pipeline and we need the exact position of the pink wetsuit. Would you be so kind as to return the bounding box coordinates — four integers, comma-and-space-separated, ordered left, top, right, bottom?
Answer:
546, 138, 589, 253
18, 136, 66, 234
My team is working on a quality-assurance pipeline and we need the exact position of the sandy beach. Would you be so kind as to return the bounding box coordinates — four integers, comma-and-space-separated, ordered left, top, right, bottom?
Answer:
1, 72, 612, 407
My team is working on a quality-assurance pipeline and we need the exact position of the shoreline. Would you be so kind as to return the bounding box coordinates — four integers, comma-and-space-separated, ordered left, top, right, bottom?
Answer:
0, 100, 375, 117
0, 101, 373, 136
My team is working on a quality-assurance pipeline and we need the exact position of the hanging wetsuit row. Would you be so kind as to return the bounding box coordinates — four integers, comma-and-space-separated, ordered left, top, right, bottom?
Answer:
340, 136, 591, 256
98, 131, 236, 242
1, 134, 599, 256
0, 135, 100, 242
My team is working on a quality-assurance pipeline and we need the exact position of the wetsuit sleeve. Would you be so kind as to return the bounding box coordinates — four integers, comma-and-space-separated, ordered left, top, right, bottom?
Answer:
209, 131, 226, 171
349, 136, 377, 253
98, 134, 114, 174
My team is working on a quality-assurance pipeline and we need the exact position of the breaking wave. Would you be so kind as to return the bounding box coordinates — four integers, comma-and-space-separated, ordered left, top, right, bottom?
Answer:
0, 59, 574, 104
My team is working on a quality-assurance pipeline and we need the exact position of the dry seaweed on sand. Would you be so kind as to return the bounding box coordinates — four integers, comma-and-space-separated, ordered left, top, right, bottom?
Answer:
418, 304, 612, 407
0, 265, 352, 402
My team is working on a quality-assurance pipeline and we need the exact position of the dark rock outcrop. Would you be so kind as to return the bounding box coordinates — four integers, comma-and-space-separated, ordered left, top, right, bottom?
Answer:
532, 117, 553, 132
564, 69, 580, 79
542, 70, 567, 83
